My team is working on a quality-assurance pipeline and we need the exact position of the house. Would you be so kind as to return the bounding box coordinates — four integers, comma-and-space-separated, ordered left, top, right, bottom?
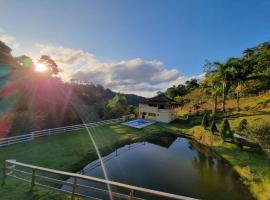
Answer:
139, 94, 182, 123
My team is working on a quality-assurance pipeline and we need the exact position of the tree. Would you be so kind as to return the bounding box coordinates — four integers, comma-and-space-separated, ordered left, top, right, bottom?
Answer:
0, 40, 17, 66
186, 79, 200, 92
227, 58, 246, 112
237, 119, 248, 132
38, 55, 59, 75
165, 85, 178, 99
16, 55, 35, 71
201, 113, 209, 129
211, 60, 234, 112
210, 120, 218, 133
243, 48, 255, 60
202, 72, 222, 116
105, 95, 130, 118
220, 118, 232, 139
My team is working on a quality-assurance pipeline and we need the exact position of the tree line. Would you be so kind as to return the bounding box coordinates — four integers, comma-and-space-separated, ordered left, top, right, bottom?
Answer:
0, 41, 143, 135
164, 41, 270, 115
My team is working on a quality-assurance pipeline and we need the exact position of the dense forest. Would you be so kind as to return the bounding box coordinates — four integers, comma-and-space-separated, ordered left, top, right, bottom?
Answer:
0, 41, 144, 136
164, 41, 270, 115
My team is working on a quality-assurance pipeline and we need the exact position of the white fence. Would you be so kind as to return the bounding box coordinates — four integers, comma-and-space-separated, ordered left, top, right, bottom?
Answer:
2, 159, 198, 200
0, 115, 132, 148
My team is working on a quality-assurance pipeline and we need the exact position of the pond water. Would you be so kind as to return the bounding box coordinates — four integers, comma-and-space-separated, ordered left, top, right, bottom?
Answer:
63, 135, 253, 200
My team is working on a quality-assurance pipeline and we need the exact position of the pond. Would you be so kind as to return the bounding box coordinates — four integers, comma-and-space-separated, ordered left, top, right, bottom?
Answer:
63, 135, 253, 200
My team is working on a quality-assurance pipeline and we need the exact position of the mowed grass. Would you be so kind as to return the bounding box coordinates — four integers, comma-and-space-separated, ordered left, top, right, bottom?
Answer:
187, 111, 270, 200
0, 122, 184, 200
214, 143, 270, 200
1, 112, 270, 200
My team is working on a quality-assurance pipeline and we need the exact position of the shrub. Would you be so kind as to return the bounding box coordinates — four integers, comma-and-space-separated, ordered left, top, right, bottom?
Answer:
237, 119, 248, 132
244, 105, 250, 111
220, 118, 232, 139
210, 120, 218, 133
247, 122, 270, 153
201, 113, 209, 130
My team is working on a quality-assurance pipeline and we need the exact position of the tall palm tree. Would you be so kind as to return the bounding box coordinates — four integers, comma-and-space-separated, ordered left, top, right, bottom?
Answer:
228, 58, 246, 112
202, 73, 221, 116
212, 61, 232, 112
243, 48, 255, 60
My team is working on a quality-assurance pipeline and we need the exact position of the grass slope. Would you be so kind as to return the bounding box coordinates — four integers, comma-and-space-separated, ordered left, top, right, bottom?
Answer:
0, 122, 183, 200
187, 110, 270, 200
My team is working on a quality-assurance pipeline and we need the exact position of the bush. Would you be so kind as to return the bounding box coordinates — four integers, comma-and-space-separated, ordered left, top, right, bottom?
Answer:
201, 113, 209, 130
247, 122, 270, 153
220, 118, 232, 139
244, 105, 250, 111
210, 120, 218, 133
237, 119, 248, 132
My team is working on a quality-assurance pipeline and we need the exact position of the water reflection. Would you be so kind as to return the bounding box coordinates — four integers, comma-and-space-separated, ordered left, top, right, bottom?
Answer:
63, 135, 253, 200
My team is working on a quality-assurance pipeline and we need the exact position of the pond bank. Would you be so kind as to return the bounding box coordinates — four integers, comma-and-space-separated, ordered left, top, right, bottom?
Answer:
178, 125, 270, 200
63, 135, 253, 200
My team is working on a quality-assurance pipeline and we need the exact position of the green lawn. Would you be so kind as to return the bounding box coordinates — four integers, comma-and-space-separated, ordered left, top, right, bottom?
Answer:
188, 111, 270, 200
0, 122, 183, 200
1, 113, 270, 200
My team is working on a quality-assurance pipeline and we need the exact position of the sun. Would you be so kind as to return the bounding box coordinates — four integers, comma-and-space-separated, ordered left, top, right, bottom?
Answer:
35, 63, 48, 72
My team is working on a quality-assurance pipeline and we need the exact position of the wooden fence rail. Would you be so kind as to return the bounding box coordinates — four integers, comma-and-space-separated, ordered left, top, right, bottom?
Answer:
0, 115, 133, 148
2, 160, 199, 200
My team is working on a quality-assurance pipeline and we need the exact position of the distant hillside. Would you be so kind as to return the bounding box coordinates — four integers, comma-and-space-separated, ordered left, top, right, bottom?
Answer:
0, 40, 144, 137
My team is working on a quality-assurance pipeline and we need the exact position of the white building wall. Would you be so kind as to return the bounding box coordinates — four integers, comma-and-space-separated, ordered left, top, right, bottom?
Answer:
139, 103, 178, 123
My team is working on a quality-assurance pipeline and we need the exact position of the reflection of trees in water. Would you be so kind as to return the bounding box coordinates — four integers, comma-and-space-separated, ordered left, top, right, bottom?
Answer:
191, 142, 253, 200
191, 141, 238, 199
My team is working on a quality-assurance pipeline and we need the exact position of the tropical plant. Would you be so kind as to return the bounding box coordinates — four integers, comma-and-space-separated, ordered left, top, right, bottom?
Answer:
201, 72, 221, 116
212, 60, 232, 112
220, 118, 232, 139
201, 113, 209, 129
237, 119, 248, 132
210, 120, 218, 133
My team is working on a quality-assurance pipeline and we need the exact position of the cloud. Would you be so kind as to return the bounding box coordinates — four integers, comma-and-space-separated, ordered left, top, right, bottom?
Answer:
0, 34, 20, 49
34, 43, 204, 97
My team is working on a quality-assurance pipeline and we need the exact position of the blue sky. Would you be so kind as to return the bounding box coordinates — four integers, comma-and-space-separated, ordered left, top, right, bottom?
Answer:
0, 0, 270, 96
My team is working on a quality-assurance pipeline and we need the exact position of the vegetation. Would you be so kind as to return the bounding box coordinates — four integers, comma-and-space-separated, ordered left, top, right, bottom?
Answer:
210, 119, 218, 133
184, 111, 270, 200
237, 118, 248, 132
201, 113, 209, 129
245, 122, 270, 153
164, 41, 270, 115
0, 41, 144, 137
1, 31, 270, 200
220, 118, 232, 139
0, 122, 187, 200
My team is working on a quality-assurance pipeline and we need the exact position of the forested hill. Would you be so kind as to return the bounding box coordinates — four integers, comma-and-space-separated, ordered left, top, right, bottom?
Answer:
0, 41, 144, 137
163, 41, 270, 114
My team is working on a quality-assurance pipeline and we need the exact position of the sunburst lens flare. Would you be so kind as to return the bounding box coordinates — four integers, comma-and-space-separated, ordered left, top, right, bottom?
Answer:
35, 63, 48, 72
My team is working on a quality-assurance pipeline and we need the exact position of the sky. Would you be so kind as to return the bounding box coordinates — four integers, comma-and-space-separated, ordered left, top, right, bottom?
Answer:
0, 0, 270, 97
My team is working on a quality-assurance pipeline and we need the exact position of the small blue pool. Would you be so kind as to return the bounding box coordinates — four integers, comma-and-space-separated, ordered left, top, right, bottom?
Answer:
123, 119, 154, 128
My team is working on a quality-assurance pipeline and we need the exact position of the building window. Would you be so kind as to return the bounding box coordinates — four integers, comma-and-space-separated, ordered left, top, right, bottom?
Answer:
148, 113, 156, 117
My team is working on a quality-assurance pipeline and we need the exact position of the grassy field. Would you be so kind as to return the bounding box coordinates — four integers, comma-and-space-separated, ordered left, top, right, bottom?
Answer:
0, 121, 185, 200
1, 110, 270, 200
187, 110, 270, 200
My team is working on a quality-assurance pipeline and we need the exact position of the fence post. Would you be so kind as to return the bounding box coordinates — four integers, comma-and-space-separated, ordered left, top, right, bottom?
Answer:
71, 177, 77, 200
30, 169, 36, 192
2, 162, 6, 186
129, 190, 134, 200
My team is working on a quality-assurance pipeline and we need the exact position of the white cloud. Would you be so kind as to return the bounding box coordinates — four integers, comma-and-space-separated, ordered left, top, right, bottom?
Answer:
34, 43, 204, 97
0, 33, 203, 97
0, 34, 20, 49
